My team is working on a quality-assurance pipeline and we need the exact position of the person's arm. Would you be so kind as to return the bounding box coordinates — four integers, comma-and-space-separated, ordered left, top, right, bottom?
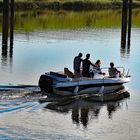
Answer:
115, 68, 121, 74
90, 61, 94, 67
96, 66, 106, 75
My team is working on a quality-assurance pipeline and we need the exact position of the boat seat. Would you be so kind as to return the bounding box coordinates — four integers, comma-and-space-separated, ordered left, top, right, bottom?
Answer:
47, 71, 71, 82
50, 71, 67, 78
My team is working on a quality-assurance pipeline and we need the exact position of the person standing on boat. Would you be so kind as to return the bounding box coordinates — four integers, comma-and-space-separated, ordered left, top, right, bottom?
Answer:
73, 53, 83, 78
108, 62, 121, 77
82, 53, 94, 77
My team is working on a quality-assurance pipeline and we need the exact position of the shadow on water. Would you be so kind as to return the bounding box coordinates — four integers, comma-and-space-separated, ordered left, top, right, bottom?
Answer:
42, 91, 130, 128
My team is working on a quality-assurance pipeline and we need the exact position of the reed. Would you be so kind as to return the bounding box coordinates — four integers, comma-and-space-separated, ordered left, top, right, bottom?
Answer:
0, 9, 140, 32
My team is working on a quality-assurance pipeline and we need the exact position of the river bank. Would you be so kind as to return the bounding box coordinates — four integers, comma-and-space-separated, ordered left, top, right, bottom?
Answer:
0, 1, 140, 11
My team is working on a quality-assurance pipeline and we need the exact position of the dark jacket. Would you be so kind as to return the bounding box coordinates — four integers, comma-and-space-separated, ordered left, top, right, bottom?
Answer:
74, 56, 82, 73
82, 59, 92, 77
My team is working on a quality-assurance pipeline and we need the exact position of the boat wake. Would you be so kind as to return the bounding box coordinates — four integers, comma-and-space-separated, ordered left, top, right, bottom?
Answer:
0, 83, 130, 115
0, 102, 37, 113
0, 84, 48, 114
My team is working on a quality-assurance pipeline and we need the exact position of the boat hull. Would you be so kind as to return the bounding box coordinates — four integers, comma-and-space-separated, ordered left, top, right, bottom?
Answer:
39, 73, 130, 96
53, 84, 125, 96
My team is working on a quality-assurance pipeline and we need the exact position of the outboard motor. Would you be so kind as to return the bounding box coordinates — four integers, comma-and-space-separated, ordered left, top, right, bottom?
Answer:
38, 74, 53, 93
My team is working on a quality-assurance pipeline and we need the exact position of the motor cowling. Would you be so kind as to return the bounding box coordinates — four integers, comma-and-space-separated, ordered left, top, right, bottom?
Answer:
38, 74, 53, 93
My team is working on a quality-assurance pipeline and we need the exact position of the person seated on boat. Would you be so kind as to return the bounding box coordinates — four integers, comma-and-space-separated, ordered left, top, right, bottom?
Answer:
73, 53, 83, 78
92, 60, 106, 77
64, 67, 74, 78
108, 62, 121, 78
82, 53, 94, 78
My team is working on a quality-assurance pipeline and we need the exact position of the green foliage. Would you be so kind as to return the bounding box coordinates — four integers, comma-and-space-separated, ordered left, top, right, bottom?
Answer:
0, 9, 140, 32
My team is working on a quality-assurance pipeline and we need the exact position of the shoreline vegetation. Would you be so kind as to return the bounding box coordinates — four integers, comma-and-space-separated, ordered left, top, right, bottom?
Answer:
0, 0, 140, 11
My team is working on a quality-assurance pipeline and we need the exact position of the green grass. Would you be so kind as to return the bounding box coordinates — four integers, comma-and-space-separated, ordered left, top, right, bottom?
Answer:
0, 9, 140, 32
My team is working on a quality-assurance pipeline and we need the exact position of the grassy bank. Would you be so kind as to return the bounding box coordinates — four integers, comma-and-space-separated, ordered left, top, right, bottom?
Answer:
0, 0, 140, 11
0, 9, 140, 32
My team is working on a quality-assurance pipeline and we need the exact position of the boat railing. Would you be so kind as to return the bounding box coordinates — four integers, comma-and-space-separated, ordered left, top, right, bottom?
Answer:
71, 67, 128, 81
51, 66, 129, 83
89, 66, 127, 78
100, 66, 128, 77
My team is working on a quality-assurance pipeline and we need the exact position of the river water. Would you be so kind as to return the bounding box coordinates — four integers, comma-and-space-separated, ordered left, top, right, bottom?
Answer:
0, 10, 140, 139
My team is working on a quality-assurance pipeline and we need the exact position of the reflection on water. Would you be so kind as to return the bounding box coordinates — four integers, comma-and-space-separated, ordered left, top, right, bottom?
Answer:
107, 101, 125, 119
45, 98, 129, 128
120, 27, 131, 59
120, 44, 131, 58
1, 44, 13, 72
1, 89, 140, 140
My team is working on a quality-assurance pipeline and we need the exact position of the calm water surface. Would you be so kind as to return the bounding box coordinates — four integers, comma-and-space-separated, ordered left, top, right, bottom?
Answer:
0, 10, 140, 139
